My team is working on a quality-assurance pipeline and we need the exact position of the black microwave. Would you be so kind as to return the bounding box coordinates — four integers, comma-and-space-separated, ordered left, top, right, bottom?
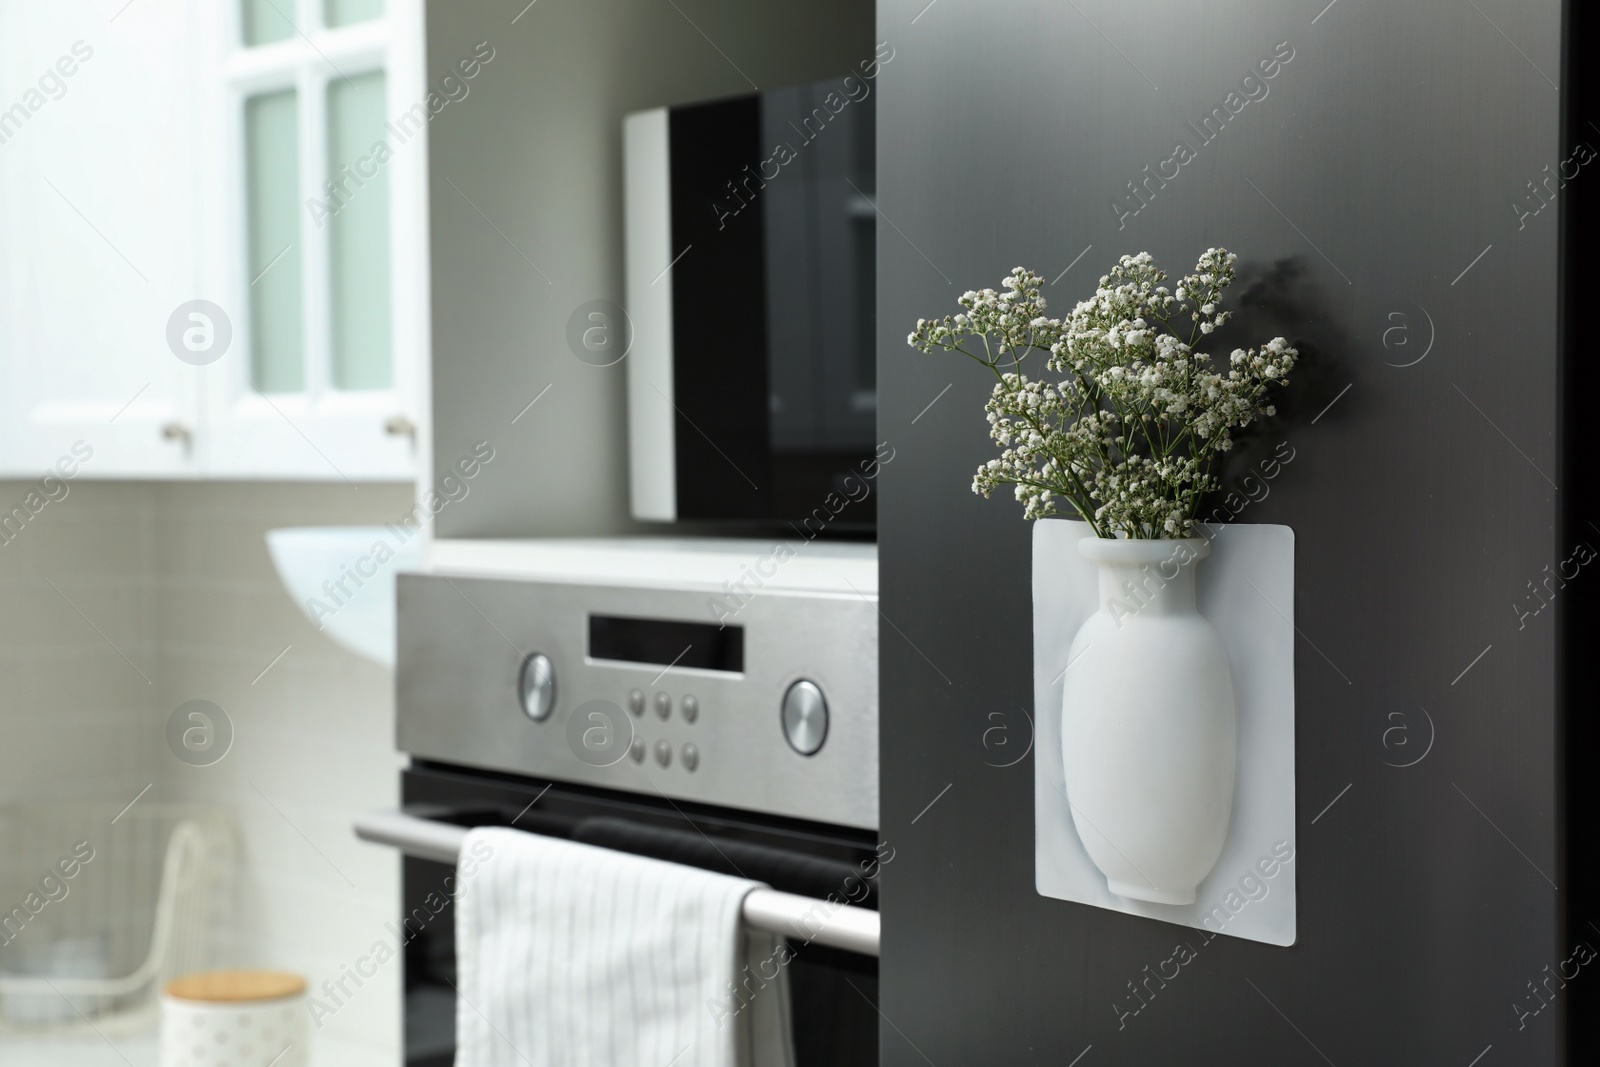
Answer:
623, 77, 878, 532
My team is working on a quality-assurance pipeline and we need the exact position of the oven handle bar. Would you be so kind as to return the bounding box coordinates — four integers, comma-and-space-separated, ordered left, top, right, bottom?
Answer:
353, 809, 881, 958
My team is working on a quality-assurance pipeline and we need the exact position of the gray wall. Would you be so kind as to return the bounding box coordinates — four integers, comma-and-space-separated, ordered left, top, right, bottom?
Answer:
877, 1, 1564, 1063
427, 0, 875, 537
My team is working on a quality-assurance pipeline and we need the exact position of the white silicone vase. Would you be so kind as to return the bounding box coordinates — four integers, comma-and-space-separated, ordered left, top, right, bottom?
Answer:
1061, 535, 1237, 905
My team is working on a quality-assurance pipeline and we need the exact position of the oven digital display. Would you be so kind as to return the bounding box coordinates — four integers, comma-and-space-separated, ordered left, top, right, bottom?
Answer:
588, 614, 744, 673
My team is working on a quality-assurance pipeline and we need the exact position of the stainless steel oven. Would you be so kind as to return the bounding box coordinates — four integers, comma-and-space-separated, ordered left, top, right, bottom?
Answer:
355, 538, 881, 1066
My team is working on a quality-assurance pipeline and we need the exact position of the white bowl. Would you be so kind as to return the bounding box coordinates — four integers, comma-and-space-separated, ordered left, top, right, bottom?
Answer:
265, 526, 427, 667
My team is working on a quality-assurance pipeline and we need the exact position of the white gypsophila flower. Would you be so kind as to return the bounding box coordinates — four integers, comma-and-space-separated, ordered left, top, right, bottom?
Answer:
907, 249, 1295, 538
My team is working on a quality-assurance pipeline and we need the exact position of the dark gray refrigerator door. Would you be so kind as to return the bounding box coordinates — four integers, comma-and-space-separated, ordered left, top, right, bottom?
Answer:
877, 1, 1565, 1063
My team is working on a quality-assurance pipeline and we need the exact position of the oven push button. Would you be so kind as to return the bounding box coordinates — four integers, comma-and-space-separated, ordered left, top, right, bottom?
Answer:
781, 680, 827, 756
518, 653, 556, 721
681, 696, 698, 723
681, 743, 699, 772
654, 739, 672, 768
627, 689, 645, 717
629, 737, 645, 764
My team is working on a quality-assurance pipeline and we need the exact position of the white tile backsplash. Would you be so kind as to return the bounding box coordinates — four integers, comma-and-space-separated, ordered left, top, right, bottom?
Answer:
0, 480, 415, 1067
0, 482, 159, 811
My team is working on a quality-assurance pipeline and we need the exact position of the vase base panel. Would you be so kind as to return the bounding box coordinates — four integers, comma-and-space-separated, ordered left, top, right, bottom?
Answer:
1106, 880, 1196, 905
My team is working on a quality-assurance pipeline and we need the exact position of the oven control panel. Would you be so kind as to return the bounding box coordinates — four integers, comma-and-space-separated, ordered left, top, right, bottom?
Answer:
396, 539, 878, 831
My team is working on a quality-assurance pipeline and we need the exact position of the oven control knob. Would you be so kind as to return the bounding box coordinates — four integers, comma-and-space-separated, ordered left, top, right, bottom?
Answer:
518, 653, 556, 721
781, 680, 827, 756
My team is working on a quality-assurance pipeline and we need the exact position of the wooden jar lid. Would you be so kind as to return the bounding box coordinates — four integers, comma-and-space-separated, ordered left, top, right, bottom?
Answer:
164, 969, 307, 1003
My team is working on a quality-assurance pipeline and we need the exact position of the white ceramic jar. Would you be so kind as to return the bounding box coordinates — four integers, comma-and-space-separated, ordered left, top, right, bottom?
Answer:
1060, 536, 1237, 905
160, 970, 308, 1067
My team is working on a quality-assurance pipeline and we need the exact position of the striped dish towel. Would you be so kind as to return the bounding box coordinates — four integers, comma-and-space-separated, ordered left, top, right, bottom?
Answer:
453, 826, 795, 1067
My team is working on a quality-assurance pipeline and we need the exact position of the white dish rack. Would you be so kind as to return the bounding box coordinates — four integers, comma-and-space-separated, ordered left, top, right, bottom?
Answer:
0, 804, 233, 1034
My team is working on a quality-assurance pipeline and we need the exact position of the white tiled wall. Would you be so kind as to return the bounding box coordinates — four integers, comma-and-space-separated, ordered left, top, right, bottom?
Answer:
151, 482, 413, 1067
0, 481, 161, 811
0, 480, 414, 1067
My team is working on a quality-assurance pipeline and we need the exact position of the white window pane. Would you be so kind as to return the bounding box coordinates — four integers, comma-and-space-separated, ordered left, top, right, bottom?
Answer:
325, 0, 385, 28
326, 71, 391, 391
244, 89, 304, 393
241, 0, 295, 46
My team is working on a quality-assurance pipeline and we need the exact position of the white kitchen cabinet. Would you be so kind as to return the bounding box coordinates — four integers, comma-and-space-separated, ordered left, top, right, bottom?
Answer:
0, 0, 428, 482
0, 5, 202, 478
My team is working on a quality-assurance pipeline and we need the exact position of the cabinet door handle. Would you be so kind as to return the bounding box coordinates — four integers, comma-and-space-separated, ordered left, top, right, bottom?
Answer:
384, 415, 416, 440
161, 421, 193, 444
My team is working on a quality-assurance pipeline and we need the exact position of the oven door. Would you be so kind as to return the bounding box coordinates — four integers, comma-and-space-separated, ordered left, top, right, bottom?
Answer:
387, 762, 881, 1067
